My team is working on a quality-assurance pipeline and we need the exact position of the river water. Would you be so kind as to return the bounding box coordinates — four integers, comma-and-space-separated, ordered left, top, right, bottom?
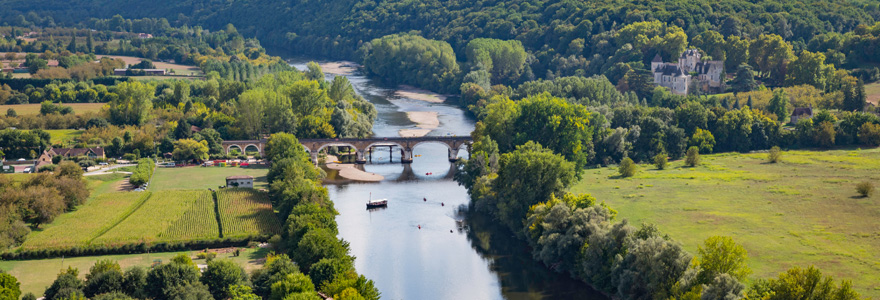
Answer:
290, 60, 606, 300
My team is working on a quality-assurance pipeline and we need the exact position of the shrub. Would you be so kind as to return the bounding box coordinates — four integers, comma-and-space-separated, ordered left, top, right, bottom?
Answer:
685, 146, 700, 167
121, 153, 137, 161
768, 146, 781, 163
38, 164, 57, 172
618, 157, 637, 177
653, 153, 667, 170
5, 108, 16, 117
856, 181, 874, 197
858, 122, 880, 146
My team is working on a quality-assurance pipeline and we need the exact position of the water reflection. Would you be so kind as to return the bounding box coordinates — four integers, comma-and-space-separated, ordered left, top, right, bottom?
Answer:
285, 57, 606, 300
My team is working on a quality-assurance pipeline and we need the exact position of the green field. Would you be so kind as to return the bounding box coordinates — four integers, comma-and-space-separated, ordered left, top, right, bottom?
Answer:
44, 129, 84, 145
21, 191, 151, 250
0, 247, 270, 296
217, 189, 283, 238
149, 166, 269, 191
93, 190, 218, 245
0, 103, 105, 115
571, 148, 880, 297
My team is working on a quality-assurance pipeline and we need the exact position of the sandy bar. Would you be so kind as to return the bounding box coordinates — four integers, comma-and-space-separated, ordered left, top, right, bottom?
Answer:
406, 111, 440, 129
398, 129, 432, 137
319, 61, 360, 75
324, 155, 384, 182
394, 85, 447, 103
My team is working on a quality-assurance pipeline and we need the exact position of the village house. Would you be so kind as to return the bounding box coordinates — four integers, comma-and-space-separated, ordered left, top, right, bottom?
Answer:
651, 49, 725, 95
39, 147, 106, 161
226, 175, 254, 188
791, 105, 814, 124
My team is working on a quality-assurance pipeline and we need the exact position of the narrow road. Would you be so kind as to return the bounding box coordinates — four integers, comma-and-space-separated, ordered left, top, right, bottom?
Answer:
84, 164, 136, 176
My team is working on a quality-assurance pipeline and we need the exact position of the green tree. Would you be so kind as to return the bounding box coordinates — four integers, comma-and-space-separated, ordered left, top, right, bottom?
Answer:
229, 285, 260, 300
201, 259, 247, 300
653, 153, 668, 170
749, 34, 794, 85
858, 122, 880, 146
487, 141, 576, 232
86, 30, 94, 53
619, 157, 637, 177
0, 273, 21, 300
269, 273, 316, 300
697, 236, 751, 284
750, 266, 862, 300
689, 129, 716, 154
685, 146, 700, 167
68, 32, 77, 53
768, 146, 782, 163
174, 118, 192, 139
305, 62, 324, 81
172, 139, 209, 162
5, 109, 15, 117
785, 51, 828, 89
45, 268, 84, 300
265, 133, 308, 162
108, 81, 153, 126
768, 89, 790, 122
730, 64, 758, 93
144, 262, 200, 300
465, 38, 528, 84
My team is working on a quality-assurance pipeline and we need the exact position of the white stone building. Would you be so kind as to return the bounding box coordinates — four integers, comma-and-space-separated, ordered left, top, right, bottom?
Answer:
651, 50, 725, 95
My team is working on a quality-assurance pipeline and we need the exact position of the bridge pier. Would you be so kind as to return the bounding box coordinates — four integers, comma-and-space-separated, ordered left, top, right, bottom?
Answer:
448, 148, 461, 162
355, 149, 367, 164
400, 147, 414, 163
310, 151, 319, 166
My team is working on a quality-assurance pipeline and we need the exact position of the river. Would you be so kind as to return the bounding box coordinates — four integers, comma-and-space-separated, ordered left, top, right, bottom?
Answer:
289, 59, 606, 300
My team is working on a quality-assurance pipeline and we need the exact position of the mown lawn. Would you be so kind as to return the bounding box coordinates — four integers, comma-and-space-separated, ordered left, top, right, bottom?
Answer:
0, 103, 104, 115
571, 148, 880, 298
0, 247, 270, 296
149, 166, 269, 191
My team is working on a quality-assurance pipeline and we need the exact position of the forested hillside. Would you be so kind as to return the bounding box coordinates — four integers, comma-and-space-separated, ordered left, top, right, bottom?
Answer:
3, 0, 878, 60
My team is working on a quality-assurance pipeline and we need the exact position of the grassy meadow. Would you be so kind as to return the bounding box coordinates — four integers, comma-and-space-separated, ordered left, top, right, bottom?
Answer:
0, 247, 270, 296
571, 148, 880, 297
149, 166, 269, 191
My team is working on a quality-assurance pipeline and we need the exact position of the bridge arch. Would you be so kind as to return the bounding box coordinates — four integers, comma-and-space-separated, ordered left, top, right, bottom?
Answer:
244, 144, 261, 154
226, 145, 244, 155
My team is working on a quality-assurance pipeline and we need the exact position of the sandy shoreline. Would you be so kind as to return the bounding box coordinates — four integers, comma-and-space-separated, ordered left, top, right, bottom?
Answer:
324, 155, 384, 182
395, 85, 447, 103
398, 111, 440, 137
319, 61, 360, 75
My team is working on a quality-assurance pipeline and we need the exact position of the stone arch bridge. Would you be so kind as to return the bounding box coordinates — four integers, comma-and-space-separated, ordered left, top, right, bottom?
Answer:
222, 137, 473, 164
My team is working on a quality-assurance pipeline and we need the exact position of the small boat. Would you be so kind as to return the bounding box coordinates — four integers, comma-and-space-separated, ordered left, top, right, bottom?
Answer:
366, 193, 388, 209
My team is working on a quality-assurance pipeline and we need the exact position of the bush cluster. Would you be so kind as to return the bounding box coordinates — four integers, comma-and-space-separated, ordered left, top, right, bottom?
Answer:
128, 158, 154, 187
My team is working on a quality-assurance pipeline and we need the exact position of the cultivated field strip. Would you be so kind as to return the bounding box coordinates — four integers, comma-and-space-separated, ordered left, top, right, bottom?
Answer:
92, 190, 217, 245
216, 189, 282, 238
160, 191, 221, 241
20, 192, 152, 250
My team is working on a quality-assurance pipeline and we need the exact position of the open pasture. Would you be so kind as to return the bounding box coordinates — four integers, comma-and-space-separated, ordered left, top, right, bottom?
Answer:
571, 148, 880, 297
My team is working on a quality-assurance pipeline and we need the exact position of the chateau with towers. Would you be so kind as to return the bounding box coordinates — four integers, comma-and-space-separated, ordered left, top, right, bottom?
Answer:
651, 49, 724, 95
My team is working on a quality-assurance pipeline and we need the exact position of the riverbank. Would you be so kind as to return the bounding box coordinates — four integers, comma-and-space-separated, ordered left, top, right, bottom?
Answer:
398, 111, 440, 137
325, 155, 384, 182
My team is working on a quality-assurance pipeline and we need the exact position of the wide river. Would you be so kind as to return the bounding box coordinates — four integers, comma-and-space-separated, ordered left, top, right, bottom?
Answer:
290, 60, 606, 300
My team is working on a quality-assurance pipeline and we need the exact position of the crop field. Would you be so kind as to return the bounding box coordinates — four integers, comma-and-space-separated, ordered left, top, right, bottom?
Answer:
21, 192, 151, 250
0, 103, 105, 115
161, 191, 221, 242
217, 189, 282, 238
93, 190, 218, 245
149, 166, 269, 191
571, 148, 880, 297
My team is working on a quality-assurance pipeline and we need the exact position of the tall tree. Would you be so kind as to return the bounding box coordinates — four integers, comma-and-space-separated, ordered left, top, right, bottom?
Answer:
68, 29, 77, 52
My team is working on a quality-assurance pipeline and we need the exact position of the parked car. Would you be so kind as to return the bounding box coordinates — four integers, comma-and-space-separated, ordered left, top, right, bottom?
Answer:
22, 167, 32, 173
99, 162, 109, 166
